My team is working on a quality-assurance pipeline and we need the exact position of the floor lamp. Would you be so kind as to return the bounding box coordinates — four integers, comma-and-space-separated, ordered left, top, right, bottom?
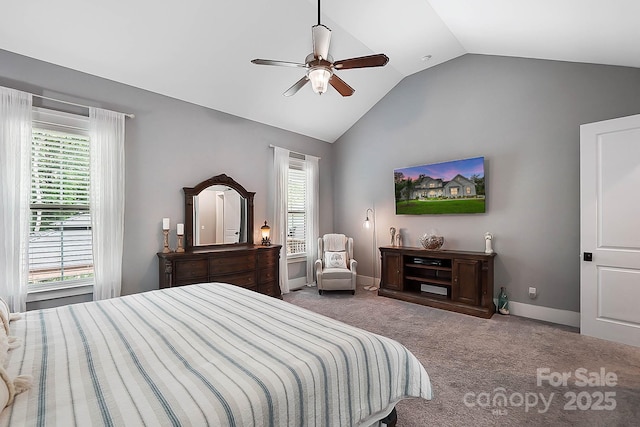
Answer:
363, 208, 378, 291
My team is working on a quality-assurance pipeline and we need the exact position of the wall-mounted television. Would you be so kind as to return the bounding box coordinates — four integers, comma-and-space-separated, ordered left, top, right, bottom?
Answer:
394, 156, 485, 214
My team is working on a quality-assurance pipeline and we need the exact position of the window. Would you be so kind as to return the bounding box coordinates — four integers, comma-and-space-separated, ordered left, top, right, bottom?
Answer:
28, 109, 93, 289
287, 159, 306, 257
450, 187, 459, 196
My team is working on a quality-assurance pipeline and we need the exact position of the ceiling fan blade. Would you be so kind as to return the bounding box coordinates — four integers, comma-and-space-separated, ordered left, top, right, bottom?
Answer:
329, 74, 354, 97
251, 59, 307, 68
333, 54, 389, 70
283, 76, 310, 97
312, 24, 332, 60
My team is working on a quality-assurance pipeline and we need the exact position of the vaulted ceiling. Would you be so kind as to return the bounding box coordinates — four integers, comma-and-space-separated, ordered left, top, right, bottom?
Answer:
2, 0, 639, 142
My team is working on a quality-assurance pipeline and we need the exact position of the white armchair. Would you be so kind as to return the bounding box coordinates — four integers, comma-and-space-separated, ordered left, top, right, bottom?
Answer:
315, 233, 357, 295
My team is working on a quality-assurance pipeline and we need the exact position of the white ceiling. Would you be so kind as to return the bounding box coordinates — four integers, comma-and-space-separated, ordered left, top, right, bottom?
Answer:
1, 0, 639, 142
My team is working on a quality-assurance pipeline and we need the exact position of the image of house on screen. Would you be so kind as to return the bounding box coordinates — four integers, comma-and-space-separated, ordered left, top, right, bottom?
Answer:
408, 174, 478, 199
394, 156, 485, 215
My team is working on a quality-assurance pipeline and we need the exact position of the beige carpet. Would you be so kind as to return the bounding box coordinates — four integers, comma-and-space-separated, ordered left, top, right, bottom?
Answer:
283, 285, 640, 427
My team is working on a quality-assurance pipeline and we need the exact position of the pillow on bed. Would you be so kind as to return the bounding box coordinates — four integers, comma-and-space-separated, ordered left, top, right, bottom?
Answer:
0, 298, 10, 336
0, 297, 22, 337
0, 300, 31, 410
0, 367, 31, 409
324, 251, 348, 268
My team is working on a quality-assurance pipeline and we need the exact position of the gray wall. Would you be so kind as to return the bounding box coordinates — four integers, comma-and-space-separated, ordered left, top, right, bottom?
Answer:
333, 54, 640, 312
4, 48, 640, 314
0, 49, 334, 297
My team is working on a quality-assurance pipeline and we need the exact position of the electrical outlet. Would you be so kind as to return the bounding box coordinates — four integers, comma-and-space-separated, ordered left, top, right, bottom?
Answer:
528, 287, 537, 299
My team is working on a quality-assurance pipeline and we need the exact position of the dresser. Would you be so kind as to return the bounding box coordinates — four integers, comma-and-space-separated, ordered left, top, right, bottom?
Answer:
157, 244, 282, 298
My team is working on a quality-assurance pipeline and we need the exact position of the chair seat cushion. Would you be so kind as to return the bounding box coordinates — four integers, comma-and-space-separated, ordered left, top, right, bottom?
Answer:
322, 267, 352, 280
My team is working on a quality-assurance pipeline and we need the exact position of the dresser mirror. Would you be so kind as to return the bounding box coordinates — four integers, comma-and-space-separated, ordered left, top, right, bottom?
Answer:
184, 174, 255, 249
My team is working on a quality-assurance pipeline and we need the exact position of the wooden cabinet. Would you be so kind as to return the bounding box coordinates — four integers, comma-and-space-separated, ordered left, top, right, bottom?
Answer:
379, 246, 496, 318
381, 250, 403, 290
452, 259, 482, 306
158, 245, 282, 298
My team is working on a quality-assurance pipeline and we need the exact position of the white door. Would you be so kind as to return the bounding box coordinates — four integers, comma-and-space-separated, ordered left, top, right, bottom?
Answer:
580, 114, 640, 348
223, 190, 241, 243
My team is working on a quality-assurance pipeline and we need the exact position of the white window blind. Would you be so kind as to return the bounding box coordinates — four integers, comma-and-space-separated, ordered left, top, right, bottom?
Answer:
29, 125, 93, 287
287, 162, 307, 256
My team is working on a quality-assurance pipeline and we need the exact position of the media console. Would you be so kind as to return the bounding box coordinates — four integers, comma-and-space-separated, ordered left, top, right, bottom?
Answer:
379, 246, 496, 318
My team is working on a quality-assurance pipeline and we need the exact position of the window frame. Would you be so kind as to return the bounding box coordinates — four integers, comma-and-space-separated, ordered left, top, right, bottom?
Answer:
27, 108, 94, 297
286, 158, 308, 260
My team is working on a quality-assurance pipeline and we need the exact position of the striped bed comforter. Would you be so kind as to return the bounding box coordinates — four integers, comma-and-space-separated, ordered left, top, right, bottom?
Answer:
1, 283, 431, 426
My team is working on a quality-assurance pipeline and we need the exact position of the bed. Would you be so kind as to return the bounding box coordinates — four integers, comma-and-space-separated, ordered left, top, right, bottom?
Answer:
0, 283, 432, 426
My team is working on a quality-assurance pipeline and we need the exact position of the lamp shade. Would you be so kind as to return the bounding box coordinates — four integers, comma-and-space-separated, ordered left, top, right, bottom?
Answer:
363, 216, 371, 229
308, 67, 331, 94
363, 208, 373, 229
260, 221, 271, 245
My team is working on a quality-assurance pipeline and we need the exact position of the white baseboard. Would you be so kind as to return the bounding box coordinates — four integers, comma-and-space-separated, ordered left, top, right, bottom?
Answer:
288, 277, 308, 291
500, 300, 580, 328
357, 275, 380, 288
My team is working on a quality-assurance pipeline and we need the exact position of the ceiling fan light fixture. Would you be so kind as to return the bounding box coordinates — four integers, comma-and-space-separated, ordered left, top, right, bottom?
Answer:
251, 0, 388, 97
308, 66, 332, 95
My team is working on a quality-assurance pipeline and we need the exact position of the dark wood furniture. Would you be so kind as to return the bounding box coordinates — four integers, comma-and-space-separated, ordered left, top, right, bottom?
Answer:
157, 244, 282, 298
157, 173, 280, 298
379, 246, 496, 318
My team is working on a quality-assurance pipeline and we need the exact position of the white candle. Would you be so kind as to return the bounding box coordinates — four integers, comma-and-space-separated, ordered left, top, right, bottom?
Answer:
177, 223, 184, 235
162, 218, 170, 230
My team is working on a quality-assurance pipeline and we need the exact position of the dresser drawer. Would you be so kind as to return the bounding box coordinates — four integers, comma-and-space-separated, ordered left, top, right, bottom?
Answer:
259, 267, 276, 283
174, 259, 208, 282
212, 271, 256, 289
210, 253, 256, 274
258, 249, 278, 268
259, 280, 280, 298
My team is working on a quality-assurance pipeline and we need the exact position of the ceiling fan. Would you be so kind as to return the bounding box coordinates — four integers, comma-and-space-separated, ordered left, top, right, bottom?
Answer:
251, 0, 389, 97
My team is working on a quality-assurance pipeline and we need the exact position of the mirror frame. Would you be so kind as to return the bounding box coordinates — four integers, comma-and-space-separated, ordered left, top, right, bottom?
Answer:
183, 174, 255, 250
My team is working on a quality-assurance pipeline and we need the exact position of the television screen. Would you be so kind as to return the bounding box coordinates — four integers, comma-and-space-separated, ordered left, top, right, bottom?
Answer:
394, 157, 485, 214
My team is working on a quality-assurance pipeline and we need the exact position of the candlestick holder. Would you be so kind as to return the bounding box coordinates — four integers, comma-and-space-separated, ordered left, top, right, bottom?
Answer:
162, 229, 172, 253
176, 234, 185, 253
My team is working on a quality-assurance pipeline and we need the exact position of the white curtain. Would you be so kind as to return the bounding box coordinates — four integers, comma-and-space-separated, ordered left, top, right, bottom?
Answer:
89, 108, 125, 300
0, 87, 32, 312
305, 155, 319, 286
273, 147, 290, 294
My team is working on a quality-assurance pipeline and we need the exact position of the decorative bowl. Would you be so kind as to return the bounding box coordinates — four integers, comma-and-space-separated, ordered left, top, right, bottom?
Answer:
419, 234, 444, 250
